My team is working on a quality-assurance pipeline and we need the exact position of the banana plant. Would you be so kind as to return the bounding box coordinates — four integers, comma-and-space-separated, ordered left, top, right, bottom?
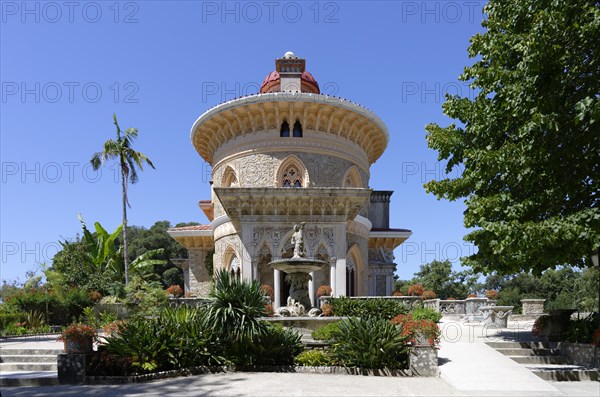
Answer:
78, 213, 122, 275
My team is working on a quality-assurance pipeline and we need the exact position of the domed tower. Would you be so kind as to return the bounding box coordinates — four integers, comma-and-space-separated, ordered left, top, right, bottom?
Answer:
169, 52, 411, 306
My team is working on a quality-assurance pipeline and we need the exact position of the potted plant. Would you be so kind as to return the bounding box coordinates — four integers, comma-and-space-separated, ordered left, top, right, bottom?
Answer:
58, 323, 97, 353
316, 285, 332, 298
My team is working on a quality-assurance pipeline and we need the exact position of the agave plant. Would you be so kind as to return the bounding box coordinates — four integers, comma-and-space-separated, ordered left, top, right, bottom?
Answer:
205, 269, 268, 343
330, 317, 410, 370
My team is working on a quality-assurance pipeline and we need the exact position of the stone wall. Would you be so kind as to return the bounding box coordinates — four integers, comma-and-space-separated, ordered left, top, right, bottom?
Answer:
558, 343, 600, 368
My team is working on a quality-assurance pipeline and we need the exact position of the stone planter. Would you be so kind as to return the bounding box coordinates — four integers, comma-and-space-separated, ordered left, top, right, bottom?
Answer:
481, 306, 513, 328
542, 309, 576, 341
64, 336, 93, 354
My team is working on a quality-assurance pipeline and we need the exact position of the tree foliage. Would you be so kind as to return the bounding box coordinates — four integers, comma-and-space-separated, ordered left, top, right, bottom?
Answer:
411, 260, 478, 299
425, 0, 600, 274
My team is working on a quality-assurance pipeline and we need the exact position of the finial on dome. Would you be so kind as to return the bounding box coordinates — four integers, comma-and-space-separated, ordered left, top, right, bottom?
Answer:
283, 51, 296, 59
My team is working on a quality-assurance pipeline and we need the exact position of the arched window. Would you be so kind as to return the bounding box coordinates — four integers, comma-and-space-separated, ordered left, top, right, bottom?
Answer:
276, 155, 308, 188
342, 166, 362, 188
282, 165, 302, 187
280, 121, 290, 137
346, 256, 356, 297
222, 166, 239, 187
224, 246, 241, 280
230, 257, 241, 280
292, 120, 303, 137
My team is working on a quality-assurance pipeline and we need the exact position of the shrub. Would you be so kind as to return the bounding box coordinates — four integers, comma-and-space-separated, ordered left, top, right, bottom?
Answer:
58, 323, 98, 344
391, 314, 440, 347
0, 311, 24, 331
259, 284, 274, 300
233, 323, 303, 366
87, 348, 134, 376
392, 290, 404, 297
311, 322, 340, 340
485, 290, 498, 300
329, 297, 407, 320
407, 284, 424, 296
563, 313, 598, 343
330, 317, 410, 370
166, 285, 184, 298
467, 293, 478, 298
103, 307, 223, 374
422, 290, 436, 300
411, 307, 442, 323
162, 267, 184, 289
295, 350, 331, 366
316, 285, 332, 298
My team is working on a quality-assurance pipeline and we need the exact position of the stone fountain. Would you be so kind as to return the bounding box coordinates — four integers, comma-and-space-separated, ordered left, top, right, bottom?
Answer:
269, 223, 327, 317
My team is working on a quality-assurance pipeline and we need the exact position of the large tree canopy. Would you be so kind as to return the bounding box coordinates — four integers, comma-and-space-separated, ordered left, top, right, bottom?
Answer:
425, 0, 600, 274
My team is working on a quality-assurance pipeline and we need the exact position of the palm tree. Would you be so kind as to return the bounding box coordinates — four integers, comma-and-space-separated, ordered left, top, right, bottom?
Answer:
90, 114, 155, 284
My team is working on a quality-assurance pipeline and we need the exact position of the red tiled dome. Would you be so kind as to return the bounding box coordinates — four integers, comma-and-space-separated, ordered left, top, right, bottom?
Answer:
260, 70, 320, 94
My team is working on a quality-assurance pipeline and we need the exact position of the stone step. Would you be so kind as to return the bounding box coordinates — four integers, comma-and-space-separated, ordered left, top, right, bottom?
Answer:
495, 348, 558, 356
509, 355, 568, 364
0, 371, 58, 387
531, 368, 600, 381
0, 362, 57, 371
485, 341, 554, 349
0, 354, 57, 363
0, 348, 63, 356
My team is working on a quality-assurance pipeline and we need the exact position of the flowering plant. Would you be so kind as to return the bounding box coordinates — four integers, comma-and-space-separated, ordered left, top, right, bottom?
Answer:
166, 285, 183, 298
102, 320, 125, 337
391, 313, 440, 347
467, 293, 478, 298
89, 291, 103, 302
260, 284, 274, 299
591, 329, 600, 347
320, 303, 333, 316
407, 284, 424, 296
484, 290, 498, 299
316, 285, 332, 298
264, 304, 274, 316
58, 323, 98, 343
422, 290, 437, 300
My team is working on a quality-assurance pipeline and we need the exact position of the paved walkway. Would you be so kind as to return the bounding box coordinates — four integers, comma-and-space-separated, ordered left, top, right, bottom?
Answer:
1, 322, 599, 397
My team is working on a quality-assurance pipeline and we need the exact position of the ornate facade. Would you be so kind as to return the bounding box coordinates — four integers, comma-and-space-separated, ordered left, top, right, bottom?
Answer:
168, 52, 411, 308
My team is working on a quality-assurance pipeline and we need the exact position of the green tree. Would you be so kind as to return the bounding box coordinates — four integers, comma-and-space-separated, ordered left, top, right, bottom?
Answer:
91, 114, 155, 284
425, 0, 600, 275
411, 260, 478, 299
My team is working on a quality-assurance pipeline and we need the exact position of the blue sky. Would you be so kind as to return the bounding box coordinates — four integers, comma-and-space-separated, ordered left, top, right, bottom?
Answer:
1, 0, 485, 284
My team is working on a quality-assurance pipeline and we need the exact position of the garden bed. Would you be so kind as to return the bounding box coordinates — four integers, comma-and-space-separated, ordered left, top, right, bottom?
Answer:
84, 365, 415, 384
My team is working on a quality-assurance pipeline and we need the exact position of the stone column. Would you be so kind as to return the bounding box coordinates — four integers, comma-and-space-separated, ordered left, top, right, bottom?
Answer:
334, 224, 347, 297
273, 268, 281, 310
309, 271, 315, 307
330, 258, 337, 297
335, 258, 347, 297
188, 249, 212, 297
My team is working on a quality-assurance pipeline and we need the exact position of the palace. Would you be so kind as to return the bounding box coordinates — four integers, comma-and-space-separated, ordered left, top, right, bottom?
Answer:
168, 52, 411, 309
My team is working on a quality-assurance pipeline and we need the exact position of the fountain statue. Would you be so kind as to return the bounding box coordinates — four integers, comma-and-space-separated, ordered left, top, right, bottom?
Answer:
269, 223, 327, 317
